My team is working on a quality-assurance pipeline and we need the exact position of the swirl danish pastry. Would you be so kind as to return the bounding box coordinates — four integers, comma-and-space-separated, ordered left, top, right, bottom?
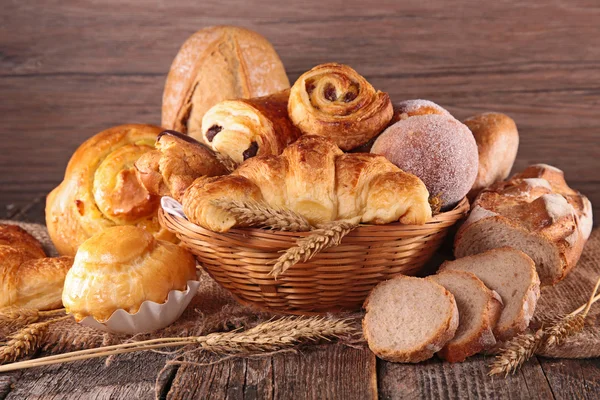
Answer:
288, 63, 393, 150
200, 90, 302, 165
46, 124, 177, 256
182, 136, 431, 232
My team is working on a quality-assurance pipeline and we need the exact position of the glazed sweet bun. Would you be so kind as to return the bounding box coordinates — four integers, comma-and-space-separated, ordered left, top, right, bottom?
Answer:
62, 226, 197, 322
371, 114, 478, 209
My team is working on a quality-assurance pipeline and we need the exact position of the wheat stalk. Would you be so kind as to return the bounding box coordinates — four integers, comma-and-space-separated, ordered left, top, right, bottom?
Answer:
0, 307, 66, 331
489, 276, 600, 376
211, 199, 313, 232
0, 315, 69, 364
270, 220, 359, 277
0, 316, 356, 372
429, 194, 442, 216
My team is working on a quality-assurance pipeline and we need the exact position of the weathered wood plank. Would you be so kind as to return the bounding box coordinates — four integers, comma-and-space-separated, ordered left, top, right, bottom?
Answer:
167, 344, 377, 400
2, 352, 173, 400
377, 355, 555, 400
538, 358, 600, 400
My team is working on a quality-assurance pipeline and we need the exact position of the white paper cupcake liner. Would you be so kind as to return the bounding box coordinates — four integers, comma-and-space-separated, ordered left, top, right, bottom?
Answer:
79, 280, 200, 335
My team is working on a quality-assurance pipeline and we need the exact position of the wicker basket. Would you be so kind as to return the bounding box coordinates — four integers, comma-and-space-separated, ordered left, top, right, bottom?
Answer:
159, 198, 469, 315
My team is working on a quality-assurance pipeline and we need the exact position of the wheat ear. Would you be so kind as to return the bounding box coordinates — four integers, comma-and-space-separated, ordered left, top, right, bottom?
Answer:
0, 315, 70, 364
0, 316, 356, 372
211, 199, 313, 232
489, 276, 600, 376
0, 307, 66, 331
429, 194, 442, 216
270, 220, 359, 278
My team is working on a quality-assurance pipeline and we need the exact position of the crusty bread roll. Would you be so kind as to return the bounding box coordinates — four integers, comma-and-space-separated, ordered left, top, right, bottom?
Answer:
62, 226, 197, 323
200, 90, 302, 165
362, 276, 459, 363
464, 113, 519, 200
371, 114, 478, 210
0, 224, 73, 310
430, 270, 503, 362
455, 165, 588, 285
288, 63, 393, 150
182, 136, 432, 232
162, 26, 290, 141
440, 248, 540, 341
135, 130, 231, 201
46, 124, 177, 256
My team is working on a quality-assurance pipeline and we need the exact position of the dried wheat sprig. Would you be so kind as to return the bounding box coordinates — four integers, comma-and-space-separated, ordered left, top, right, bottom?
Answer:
0, 315, 70, 364
0, 307, 40, 329
0, 316, 356, 372
211, 199, 313, 232
489, 276, 600, 376
270, 220, 359, 277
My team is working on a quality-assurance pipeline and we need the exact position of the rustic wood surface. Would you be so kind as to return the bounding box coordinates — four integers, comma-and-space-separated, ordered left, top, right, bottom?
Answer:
1, 0, 599, 399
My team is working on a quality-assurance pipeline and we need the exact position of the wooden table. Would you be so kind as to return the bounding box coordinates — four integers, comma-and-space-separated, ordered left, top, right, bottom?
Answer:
2, 1, 600, 398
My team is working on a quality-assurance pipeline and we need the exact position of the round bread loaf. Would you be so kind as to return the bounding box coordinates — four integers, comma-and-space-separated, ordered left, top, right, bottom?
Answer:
463, 112, 519, 200
371, 114, 478, 209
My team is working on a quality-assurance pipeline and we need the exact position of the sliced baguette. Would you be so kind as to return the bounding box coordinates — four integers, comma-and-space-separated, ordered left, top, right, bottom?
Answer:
439, 248, 540, 341
430, 270, 503, 362
362, 276, 459, 363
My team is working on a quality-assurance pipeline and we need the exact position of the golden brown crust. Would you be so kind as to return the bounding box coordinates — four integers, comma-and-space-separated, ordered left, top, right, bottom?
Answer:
46, 124, 177, 256
62, 226, 197, 322
182, 136, 431, 231
161, 26, 290, 140
464, 113, 519, 200
288, 63, 393, 150
200, 90, 302, 164
0, 224, 74, 310
135, 130, 230, 201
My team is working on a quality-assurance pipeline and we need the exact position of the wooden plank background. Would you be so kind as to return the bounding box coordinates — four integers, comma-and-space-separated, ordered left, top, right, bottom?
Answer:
1, 1, 600, 399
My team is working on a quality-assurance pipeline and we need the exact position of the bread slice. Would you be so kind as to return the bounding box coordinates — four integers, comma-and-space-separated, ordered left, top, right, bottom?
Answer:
429, 270, 503, 362
362, 276, 459, 363
440, 248, 540, 341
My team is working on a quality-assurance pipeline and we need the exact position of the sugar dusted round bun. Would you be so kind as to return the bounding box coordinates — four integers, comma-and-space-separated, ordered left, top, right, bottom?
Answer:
371, 114, 478, 209
391, 99, 452, 123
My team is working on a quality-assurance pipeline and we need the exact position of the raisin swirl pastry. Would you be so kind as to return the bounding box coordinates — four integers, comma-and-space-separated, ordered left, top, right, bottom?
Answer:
46, 124, 177, 256
200, 90, 302, 165
288, 63, 393, 150
182, 136, 431, 232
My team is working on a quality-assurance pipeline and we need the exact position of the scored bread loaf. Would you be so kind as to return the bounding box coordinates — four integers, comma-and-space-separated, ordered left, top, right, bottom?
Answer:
430, 270, 503, 362
362, 276, 459, 363
440, 248, 540, 341
455, 164, 590, 285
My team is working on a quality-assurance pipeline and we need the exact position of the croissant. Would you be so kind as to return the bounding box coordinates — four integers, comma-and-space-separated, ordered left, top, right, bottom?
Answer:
182, 136, 431, 232
46, 124, 177, 256
199, 90, 302, 165
288, 63, 393, 150
62, 226, 197, 322
0, 224, 73, 310
135, 130, 231, 201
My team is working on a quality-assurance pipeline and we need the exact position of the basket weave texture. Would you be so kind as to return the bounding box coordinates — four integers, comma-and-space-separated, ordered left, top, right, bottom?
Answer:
159, 198, 469, 315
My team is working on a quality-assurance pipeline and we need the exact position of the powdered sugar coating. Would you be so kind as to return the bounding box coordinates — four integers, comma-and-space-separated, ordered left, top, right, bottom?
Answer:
395, 99, 452, 117
371, 114, 478, 208
541, 193, 576, 222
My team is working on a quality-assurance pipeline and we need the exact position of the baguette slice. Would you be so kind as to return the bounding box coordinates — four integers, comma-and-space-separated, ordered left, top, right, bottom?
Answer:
439, 248, 540, 341
362, 276, 459, 363
430, 270, 503, 362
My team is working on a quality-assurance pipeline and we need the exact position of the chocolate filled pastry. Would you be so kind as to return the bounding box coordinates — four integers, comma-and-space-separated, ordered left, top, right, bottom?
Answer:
135, 130, 232, 200
182, 135, 431, 232
46, 124, 177, 256
200, 90, 302, 165
0, 224, 73, 310
288, 63, 393, 150
162, 26, 290, 141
